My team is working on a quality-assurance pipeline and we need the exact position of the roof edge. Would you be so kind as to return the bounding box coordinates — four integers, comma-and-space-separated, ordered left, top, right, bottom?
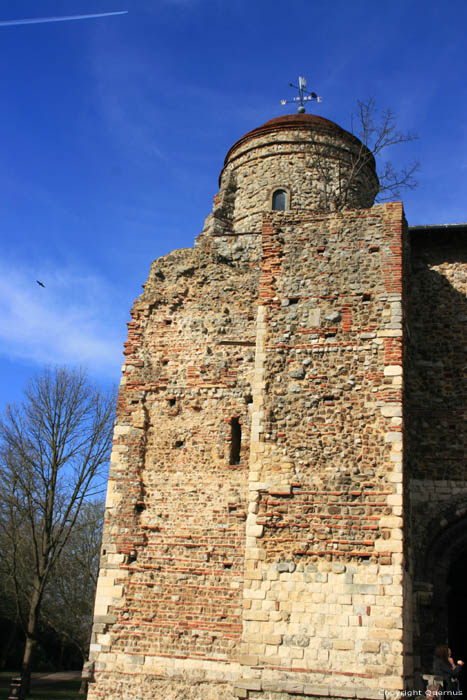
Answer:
223, 113, 364, 167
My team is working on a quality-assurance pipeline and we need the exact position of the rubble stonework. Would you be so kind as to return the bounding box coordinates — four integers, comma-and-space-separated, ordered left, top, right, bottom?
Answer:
87, 114, 466, 699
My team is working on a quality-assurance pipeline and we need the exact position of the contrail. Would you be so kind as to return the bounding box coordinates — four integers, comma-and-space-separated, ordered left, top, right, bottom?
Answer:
0, 10, 128, 27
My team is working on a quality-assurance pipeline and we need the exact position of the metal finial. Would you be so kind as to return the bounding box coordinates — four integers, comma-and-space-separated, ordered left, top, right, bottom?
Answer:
280, 76, 322, 113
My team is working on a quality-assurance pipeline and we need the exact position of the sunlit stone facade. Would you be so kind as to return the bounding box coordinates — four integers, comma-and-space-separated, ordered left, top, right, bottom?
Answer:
87, 113, 467, 700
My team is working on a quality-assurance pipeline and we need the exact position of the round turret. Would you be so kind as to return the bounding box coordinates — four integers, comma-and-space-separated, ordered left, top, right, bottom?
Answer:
212, 113, 379, 232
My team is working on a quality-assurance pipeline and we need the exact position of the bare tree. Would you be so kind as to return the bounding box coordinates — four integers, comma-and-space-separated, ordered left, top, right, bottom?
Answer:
41, 500, 104, 694
0, 367, 115, 698
352, 97, 419, 200
310, 97, 420, 211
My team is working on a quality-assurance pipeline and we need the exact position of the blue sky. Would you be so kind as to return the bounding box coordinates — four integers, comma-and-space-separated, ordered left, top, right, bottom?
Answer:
1, 0, 466, 409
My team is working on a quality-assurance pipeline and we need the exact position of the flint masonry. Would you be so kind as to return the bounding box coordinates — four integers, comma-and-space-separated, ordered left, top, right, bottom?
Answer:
86, 113, 467, 699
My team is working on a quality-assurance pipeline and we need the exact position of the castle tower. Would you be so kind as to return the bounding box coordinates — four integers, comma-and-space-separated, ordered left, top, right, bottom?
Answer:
205, 114, 379, 236
87, 113, 412, 700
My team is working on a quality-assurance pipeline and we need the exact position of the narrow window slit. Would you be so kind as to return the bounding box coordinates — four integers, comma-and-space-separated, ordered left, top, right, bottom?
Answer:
229, 417, 242, 465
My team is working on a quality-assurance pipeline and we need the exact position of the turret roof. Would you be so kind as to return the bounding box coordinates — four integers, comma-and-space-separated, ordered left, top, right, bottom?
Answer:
224, 113, 360, 165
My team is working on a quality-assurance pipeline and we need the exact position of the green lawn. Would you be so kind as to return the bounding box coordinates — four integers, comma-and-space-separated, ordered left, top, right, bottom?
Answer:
0, 677, 83, 700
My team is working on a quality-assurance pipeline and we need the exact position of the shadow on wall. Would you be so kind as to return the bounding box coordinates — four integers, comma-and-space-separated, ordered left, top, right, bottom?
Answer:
407, 230, 467, 674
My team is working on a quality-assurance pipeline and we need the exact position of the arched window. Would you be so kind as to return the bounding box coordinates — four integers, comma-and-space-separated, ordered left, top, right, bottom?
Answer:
272, 189, 287, 211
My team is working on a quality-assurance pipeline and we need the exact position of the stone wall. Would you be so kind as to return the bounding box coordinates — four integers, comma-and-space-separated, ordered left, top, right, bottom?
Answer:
88, 234, 261, 698
237, 205, 409, 698
406, 228, 467, 678
88, 202, 410, 699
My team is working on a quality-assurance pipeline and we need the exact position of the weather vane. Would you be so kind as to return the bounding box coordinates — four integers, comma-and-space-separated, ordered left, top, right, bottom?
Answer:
281, 76, 322, 113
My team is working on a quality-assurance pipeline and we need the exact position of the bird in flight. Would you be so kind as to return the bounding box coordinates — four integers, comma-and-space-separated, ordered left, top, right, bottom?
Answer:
0, 11, 128, 28
36, 281, 45, 288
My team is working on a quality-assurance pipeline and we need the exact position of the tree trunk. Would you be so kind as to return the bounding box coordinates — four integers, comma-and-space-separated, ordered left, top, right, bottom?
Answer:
20, 582, 41, 699
20, 634, 36, 699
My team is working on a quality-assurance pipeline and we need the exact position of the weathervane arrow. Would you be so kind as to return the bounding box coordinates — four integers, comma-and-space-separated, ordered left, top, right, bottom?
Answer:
280, 76, 322, 113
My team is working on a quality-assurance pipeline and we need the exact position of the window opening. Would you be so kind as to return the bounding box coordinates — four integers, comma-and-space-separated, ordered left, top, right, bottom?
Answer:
272, 189, 287, 211
229, 417, 242, 465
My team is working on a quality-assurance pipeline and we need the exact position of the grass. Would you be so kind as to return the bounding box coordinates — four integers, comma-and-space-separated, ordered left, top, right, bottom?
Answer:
0, 676, 83, 700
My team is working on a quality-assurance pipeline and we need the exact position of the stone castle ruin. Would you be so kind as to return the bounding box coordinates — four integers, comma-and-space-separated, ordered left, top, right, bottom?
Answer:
87, 113, 467, 699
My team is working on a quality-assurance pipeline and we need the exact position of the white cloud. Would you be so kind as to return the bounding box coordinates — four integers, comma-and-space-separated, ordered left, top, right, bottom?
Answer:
0, 261, 127, 379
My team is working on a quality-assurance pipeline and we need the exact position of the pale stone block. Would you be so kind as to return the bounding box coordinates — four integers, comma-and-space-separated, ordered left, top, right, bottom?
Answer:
374, 539, 402, 554
263, 645, 279, 656
370, 616, 398, 629
105, 553, 124, 566
238, 654, 260, 667
328, 686, 355, 698
385, 431, 402, 442
377, 329, 402, 337
308, 583, 323, 593
310, 592, 325, 603
380, 676, 404, 690
333, 640, 354, 650
244, 589, 266, 600
387, 494, 403, 506
244, 570, 263, 580
379, 516, 402, 528
384, 366, 402, 376
369, 628, 403, 641
390, 596, 404, 607
113, 425, 132, 437
248, 643, 265, 654
243, 633, 262, 644
353, 594, 376, 605
303, 685, 331, 697
248, 482, 267, 491
380, 585, 403, 596
243, 610, 269, 621
348, 615, 362, 627
290, 602, 306, 613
